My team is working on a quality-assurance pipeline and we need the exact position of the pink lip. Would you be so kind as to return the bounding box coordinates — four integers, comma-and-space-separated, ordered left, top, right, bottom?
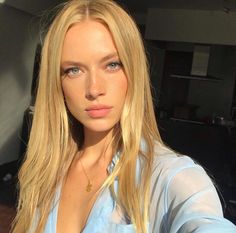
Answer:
85, 105, 113, 118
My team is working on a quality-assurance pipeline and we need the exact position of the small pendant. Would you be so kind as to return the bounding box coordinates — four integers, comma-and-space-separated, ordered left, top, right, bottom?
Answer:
86, 181, 92, 192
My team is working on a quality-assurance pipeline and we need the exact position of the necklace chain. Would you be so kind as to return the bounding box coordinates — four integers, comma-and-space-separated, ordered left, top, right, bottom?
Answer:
80, 160, 92, 192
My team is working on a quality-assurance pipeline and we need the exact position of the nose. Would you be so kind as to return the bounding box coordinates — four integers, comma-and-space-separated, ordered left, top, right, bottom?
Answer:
85, 70, 105, 100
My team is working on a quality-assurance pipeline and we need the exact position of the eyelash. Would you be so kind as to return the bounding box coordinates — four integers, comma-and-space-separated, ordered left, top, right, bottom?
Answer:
63, 67, 81, 76
61, 60, 123, 77
106, 61, 122, 70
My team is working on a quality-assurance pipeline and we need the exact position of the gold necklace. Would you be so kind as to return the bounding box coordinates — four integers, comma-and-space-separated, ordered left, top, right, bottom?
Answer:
80, 160, 92, 192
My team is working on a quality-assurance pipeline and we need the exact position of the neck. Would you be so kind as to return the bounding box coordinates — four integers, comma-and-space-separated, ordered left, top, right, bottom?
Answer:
80, 127, 115, 164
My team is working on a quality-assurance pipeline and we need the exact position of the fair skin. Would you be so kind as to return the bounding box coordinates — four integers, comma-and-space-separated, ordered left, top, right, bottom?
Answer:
57, 19, 127, 233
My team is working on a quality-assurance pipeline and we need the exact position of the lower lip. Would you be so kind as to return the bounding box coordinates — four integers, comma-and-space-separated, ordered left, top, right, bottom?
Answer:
86, 108, 112, 118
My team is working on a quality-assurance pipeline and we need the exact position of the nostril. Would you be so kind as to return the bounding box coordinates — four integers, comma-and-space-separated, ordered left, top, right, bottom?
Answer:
86, 81, 105, 99
85, 92, 96, 100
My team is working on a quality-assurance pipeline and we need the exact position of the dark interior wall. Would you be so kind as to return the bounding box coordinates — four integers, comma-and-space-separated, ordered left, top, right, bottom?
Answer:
188, 46, 236, 119
0, 3, 38, 164
145, 8, 236, 45
150, 42, 236, 120
145, 8, 236, 120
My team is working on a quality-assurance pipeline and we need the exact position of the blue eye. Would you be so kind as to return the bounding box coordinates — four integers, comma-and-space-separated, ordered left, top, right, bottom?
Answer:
64, 67, 81, 77
107, 61, 122, 71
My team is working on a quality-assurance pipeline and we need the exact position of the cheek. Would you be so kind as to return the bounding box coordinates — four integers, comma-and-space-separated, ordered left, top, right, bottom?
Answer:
62, 84, 78, 117
114, 74, 127, 95
62, 80, 83, 108
62, 84, 72, 105
111, 78, 128, 115
119, 78, 128, 100
62, 78, 70, 96
62, 83, 84, 122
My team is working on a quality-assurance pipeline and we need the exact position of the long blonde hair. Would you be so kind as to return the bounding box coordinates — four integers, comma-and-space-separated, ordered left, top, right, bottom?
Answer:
12, 1, 162, 232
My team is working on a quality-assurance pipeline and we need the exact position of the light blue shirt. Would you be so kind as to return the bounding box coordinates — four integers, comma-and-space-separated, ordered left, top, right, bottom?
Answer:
35, 144, 236, 232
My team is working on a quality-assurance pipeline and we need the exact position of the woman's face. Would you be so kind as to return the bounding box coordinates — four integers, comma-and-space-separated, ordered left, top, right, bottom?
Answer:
61, 20, 127, 133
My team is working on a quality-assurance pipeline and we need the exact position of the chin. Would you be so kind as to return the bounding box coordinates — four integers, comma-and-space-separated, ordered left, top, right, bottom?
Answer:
83, 120, 118, 133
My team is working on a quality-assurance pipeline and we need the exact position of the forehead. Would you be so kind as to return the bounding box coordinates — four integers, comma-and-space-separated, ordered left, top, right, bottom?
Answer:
61, 20, 118, 61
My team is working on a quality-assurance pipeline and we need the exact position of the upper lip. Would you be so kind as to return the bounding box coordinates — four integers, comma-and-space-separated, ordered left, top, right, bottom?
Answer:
85, 105, 113, 111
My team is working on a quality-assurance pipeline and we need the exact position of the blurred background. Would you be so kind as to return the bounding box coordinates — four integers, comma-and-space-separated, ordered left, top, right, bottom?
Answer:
0, 0, 236, 232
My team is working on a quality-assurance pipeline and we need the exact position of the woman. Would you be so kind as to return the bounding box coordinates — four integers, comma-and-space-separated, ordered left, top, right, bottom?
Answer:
12, 0, 236, 232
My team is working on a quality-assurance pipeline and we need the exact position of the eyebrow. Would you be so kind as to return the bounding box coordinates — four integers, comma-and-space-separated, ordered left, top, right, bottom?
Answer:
61, 52, 119, 67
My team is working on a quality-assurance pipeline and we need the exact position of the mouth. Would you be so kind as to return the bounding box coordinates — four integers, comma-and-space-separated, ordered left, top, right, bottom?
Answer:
85, 105, 113, 118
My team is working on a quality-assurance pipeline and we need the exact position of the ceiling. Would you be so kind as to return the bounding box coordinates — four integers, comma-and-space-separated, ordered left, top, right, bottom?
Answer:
119, 0, 236, 13
2, 0, 236, 16
2, 0, 64, 15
